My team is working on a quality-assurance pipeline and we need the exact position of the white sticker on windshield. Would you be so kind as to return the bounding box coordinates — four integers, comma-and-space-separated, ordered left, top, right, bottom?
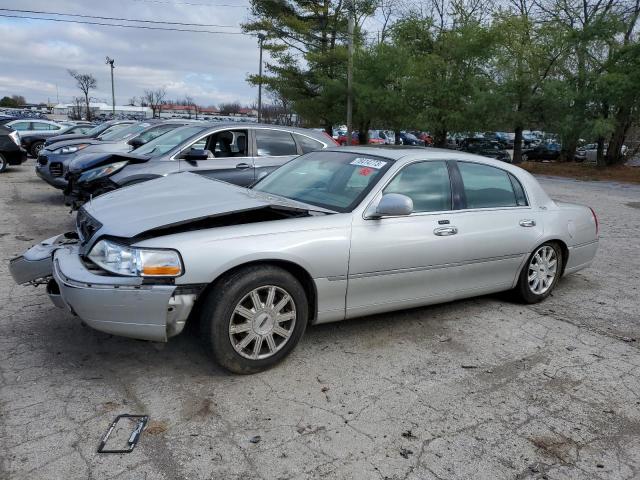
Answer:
350, 158, 387, 169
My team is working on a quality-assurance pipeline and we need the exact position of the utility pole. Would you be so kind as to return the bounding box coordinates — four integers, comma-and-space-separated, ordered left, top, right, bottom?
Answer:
106, 56, 115, 115
257, 33, 266, 123
346, 2, 354, 145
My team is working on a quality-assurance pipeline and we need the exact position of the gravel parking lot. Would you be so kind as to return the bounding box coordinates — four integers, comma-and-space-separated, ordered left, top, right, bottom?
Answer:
1, 161, 639, 480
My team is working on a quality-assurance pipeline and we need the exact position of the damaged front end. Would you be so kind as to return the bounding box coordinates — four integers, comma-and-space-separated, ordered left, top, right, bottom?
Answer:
9, 232, 79, 285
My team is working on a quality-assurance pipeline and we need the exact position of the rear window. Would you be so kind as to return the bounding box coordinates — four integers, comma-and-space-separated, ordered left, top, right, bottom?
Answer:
295, 134, 324, 153
255, 129, 298, 156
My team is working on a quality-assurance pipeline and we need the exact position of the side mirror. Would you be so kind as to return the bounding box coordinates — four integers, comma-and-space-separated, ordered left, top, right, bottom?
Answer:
371, 193, 413, 218
127, 137, 146, 149
182, 148, 209, 161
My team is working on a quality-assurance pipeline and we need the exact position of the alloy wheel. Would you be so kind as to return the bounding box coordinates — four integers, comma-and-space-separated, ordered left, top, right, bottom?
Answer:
229, 285, 297, 360
528, 245, 558, 295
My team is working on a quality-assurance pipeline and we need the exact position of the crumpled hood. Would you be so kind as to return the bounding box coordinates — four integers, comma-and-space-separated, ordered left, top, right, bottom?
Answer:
82, 172, 329, 240
68, 149, 144, 173
45, 133, 91, 146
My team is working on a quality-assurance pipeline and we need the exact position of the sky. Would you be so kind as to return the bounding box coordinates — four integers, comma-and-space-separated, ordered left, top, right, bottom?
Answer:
0, 0, 263, 107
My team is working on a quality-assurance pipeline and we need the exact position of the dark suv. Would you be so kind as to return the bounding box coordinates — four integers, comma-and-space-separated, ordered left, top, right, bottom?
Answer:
0, 124, 27, 172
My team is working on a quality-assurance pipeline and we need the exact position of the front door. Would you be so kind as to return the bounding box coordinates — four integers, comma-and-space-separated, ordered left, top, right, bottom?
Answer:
179, 128, 255, 186
347, 160, 460, 318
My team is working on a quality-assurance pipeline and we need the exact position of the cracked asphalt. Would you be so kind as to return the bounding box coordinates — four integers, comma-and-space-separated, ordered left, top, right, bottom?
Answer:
1, 161, 639, 480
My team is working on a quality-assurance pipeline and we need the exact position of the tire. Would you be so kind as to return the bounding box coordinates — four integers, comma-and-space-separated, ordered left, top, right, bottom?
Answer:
0, 153, 7, 173
30, 141, 44, 158
200, 265, 309, 374
514, 242, 563, 304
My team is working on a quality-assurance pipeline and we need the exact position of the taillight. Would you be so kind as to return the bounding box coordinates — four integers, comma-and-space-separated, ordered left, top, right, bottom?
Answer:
589, 207, 598, 235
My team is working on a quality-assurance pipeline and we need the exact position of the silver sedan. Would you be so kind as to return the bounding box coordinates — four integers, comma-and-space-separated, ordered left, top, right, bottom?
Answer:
10, 147, 599, 373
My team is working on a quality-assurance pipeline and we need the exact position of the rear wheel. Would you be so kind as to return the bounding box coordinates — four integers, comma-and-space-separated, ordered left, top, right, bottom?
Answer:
514, 242, 563, 303
30, 141, 44, 158
0, 154, 7, 173
200, 265, 308, 374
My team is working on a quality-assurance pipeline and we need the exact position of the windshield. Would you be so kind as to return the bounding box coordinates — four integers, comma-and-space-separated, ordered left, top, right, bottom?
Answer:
99, 122, 152, 141
134, 125, 206, 156
252, 151, 394, 212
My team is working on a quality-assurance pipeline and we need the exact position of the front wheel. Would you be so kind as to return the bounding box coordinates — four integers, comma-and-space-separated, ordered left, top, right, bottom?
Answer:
30, 141, 44, 157
514, 242, 563, 303
200, 265, 308, 374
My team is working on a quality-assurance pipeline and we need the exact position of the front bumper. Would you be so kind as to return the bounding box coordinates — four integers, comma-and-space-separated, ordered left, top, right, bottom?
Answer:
10, 236, 196, 342
35, 153, 69, 189
51, 246, 196, 342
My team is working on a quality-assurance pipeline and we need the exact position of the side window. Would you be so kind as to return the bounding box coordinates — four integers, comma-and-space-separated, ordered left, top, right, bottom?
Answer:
383, 161, 452, 212
32, 122, 50, 131
11, 121, 31, 131
457, 162, 518, 209
255, 129, 298, 156
207, 130, 248, 158
295, 134, 324, 153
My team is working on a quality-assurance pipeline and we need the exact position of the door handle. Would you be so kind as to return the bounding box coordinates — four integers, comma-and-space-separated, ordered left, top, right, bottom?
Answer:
433, 226, 458, 236
519, 219, 536, 227
236, 163, 251, 169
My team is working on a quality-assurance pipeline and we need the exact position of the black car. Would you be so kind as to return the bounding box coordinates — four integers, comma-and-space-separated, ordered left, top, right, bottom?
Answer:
522, 143, 561, 161
458, 138, 512, 162
43, 120, 135, 149
21, 124, 95, 157
0, 124, 28, 172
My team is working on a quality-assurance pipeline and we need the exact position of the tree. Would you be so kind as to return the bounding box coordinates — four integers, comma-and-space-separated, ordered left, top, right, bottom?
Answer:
0, 96, 18, 107
219, 102, 242, 115
143, 88, 167, 118
491, 2, 566, 162
243, 0, 377, 132
68, 70, 97, 120
184, 95, 196, 119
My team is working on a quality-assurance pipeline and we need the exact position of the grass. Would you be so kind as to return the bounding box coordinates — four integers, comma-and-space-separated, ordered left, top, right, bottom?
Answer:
519, 161, 640, 184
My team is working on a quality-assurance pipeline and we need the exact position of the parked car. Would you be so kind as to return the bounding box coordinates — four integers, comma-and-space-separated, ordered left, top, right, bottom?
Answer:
458, 138, 511, 163
43, 120, 136, 149
21, 124, 95, 157
2, 119, 64, 138
399, 132, 425, 146
10, 147, 599, 373
36, 121, 191, 189
63, 124, 335, 208
522, 143, 561, 161
367, 130, 386, 145
336, 131, 359, 145
0, 124, 27, 172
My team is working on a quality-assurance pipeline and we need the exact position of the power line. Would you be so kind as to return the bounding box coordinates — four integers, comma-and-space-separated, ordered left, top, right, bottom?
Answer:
0, 8, 239, 28
0, 13, 250, 35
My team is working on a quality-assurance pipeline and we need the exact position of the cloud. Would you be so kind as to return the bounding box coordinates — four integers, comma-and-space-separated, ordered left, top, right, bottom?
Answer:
0, 0, 261, 106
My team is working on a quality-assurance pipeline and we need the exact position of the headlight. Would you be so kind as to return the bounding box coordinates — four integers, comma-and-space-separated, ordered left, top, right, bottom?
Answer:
78, 161, 128, 183
88, 239, 183, 277
8, 131, 20, 147
54, 144, 90, 154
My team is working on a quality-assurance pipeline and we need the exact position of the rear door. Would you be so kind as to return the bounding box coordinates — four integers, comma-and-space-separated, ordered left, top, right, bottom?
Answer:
442, 160, 544, 293
253, 128, 299, 179
178, 128, 255, 186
